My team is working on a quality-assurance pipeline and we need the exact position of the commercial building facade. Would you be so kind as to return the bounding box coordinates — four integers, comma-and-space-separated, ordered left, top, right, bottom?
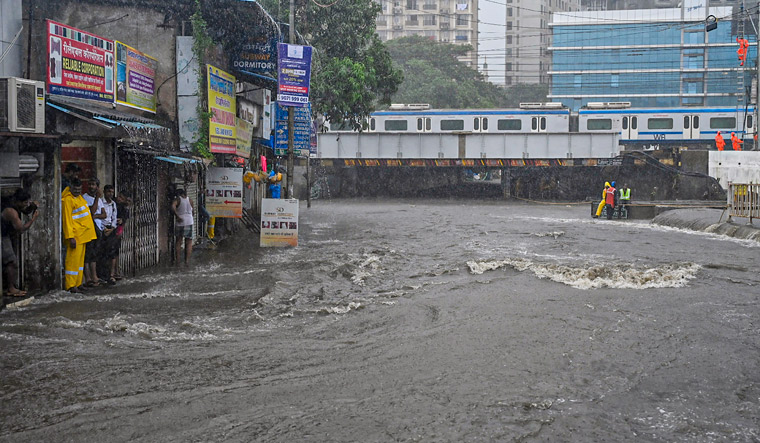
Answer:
548, 6, 757, 111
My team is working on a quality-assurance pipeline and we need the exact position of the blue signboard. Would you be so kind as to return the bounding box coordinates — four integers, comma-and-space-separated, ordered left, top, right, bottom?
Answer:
277, 43, 312, 107
274, 103, 312, 156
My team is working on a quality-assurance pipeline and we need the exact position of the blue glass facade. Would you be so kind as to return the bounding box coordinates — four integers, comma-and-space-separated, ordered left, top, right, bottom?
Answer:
549, 18, 756, 111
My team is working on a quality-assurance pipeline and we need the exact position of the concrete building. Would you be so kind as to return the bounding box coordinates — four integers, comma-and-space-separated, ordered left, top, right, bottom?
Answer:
503, 0, 582, 86
375, 0, 479, 67
582, 0, 742, 10
548, 5, 756, 111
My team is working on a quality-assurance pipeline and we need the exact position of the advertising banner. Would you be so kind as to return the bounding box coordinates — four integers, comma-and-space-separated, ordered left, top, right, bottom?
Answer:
206, 167, 243, 218
276, 43, 312, 107
47, 20, 114, 103
236, 117, 253, 159
115, 41, 157, 113
274, 103, 312, 156
207, 65, 237, 154
260, 198, 299, 247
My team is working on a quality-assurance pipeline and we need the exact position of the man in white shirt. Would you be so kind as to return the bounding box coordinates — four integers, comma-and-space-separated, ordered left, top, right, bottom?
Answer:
100, 185, 119, 284
83, 177, 105, 286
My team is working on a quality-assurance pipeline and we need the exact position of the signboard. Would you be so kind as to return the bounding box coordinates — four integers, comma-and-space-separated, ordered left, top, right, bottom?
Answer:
274, 103, 312, 156
236, 117, 253, 158
207, 65, 237, 154
276, 43, 312, 107
205, 167, 243, 218
47, 20, 114, 102
115, 41, 157, 113
260, 198, 299, 247
234, 34, 278, 76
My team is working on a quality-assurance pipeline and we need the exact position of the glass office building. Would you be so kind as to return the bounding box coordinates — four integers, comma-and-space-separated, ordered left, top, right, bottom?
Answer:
548, 7, 756, 111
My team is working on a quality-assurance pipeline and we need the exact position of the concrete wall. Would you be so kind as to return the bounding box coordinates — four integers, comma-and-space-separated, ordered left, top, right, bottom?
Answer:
0, 0, 23, 77
23, 1, 178, 121
709, 152, 760, 187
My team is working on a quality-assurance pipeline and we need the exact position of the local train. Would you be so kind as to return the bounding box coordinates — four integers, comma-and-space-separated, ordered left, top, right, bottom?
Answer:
324, 102, 756, 143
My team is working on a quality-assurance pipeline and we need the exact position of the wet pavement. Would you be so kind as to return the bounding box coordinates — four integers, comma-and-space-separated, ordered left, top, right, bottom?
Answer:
1, 199, 759, 442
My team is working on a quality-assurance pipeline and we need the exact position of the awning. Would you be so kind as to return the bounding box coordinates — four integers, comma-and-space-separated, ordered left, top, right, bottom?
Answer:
154, 155, 202, 165
47, 96, 173, 149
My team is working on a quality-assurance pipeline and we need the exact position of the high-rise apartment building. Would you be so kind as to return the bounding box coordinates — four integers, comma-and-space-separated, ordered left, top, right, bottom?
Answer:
582, 0, 741, 10
504, 0, 582, 86
375, 0, 479, 67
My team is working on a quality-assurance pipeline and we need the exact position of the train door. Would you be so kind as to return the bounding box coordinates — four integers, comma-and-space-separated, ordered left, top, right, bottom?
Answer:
682, 115, 700, 139
621, 115, 639, 139
473, 117, 489, 133
531, 116, 547, 133
416, 117, 432, 133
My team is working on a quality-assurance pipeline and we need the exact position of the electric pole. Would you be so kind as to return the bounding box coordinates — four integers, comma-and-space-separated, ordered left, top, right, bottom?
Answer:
286, 0, 295, 198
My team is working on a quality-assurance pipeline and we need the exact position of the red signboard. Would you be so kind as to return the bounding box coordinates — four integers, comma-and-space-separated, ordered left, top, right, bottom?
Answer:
47, 20, 115, 103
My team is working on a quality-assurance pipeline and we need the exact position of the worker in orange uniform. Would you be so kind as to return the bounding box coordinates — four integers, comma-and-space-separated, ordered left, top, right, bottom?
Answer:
731, 132, 744, 151
715, 131, 726, 151
62, 178, 97, 293
737, 37, 750, 66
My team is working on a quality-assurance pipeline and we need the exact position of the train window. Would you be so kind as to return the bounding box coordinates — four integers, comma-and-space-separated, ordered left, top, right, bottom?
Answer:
693, 116, 699, 128
622, 117, 628, 130
330, 120, 353, 131
482, 118, 488, 130
632, 117, 638, 130
417, 118, 423, 131
370, 118, 376, 131
709, 117, 736, 129
440, 120, 464, 131
531, 118, 537, 130
385, 120, 408, 131
647, 118, 673, 130
587, 119, 612, 130
540, 118, 546, 131
426, 118, 431, 131
474, 118, 480, 130
747, 116, 753, 128
684, 116, 690, 129
497, 119, 521, 130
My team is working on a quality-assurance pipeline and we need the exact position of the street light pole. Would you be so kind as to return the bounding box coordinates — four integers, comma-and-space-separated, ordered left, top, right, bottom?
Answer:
756, 2, 759, 149
286, 0, 295, 197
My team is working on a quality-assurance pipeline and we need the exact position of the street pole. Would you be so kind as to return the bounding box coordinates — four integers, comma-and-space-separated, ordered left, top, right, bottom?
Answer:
286, 0, 295, 198
756, 2, 759, 150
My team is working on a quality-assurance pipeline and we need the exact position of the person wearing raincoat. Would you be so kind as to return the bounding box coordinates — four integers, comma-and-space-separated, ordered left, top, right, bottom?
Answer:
594, 182, 610, 218
61, 178, 96, 292
731, 132, 744, 151
715, 131, 726, 151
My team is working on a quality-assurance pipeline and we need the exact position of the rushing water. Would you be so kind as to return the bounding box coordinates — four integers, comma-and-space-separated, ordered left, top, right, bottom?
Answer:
2, 200, 759, 442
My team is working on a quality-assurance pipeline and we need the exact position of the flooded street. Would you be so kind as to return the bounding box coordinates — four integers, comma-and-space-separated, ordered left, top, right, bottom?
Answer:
2, 200, 760, 442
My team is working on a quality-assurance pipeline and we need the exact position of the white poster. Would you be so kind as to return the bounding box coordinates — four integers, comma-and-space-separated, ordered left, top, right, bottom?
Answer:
206, 167, 243, 218
260, 198, 298, 247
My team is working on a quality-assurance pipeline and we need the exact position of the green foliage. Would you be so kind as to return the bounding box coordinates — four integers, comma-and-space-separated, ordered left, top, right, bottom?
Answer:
386, 36, 507, 109
191, 0, 214, 160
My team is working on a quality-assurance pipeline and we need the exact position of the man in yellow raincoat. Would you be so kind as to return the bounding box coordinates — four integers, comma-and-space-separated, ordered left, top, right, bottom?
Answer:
594, 182, 610, 218
62, 178, 96, 292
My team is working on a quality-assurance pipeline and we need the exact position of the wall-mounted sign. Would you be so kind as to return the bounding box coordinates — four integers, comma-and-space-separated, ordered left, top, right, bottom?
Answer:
115, 41, 157, 113
276, 43, 312, 107
234, 34, 278, 76
207, 65, 237, 154
236, 117, 253, 159
260, 198, 299, 247
47, 20, 114, 103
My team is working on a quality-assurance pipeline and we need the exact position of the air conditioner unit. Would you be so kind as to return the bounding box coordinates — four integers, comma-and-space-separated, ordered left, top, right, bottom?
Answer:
0, 78, 45, 134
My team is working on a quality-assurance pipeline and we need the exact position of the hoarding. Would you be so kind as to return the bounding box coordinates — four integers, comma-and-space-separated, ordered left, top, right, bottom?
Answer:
206, 167, 243, 218
260, 198, 299, 247
115, 41, 157, 113
207, 65, 237, 154
47, 20, 114, 103
276, 43, 312, 107
236, 117, 253, 159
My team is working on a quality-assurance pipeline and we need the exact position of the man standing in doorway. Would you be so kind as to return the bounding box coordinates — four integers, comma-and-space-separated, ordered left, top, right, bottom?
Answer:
172, 189, 194, 265
62, 179, 96, 292
83, 178, 105, 286
2, 189, 39, 297
99, 185, 118, 284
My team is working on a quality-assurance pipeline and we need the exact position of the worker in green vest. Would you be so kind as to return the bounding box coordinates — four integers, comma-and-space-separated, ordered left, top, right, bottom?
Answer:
618, 183, 631, 219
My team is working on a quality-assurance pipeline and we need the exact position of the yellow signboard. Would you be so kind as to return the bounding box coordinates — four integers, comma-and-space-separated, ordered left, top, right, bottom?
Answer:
207, 65, 236, 154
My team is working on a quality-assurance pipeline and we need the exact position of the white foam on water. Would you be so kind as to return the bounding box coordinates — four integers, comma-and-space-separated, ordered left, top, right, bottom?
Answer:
467, 258, 701, 289
534, 231, 565, 239
48, 313, 223, 341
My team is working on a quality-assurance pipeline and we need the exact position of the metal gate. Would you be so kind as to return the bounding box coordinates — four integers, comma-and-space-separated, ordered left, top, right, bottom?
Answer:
117, 152, 159, 276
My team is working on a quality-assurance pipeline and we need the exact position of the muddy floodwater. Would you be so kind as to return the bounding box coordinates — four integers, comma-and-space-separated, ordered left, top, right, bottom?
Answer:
2, 200, 759, 442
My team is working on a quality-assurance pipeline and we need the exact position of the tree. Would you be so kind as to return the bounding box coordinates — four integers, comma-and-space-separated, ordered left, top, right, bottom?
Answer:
386, 36, 510, 109
259, 0, 403, 129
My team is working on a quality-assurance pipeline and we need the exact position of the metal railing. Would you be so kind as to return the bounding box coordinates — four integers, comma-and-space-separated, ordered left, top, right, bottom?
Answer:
728, 183, 759, 224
